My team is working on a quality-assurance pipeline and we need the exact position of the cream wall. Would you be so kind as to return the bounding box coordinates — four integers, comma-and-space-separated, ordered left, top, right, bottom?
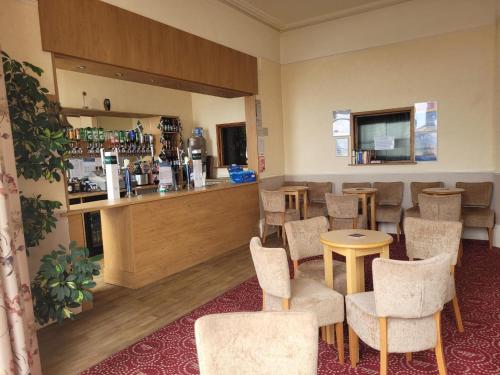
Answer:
281, 25, 495, 176
281, 0, 496, 64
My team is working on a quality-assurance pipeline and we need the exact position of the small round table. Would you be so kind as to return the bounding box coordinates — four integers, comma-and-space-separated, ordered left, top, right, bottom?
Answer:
320, 229, 393, 295
342, 187, 378, 230
278, 185, 309, 219
422, 187, 465, 195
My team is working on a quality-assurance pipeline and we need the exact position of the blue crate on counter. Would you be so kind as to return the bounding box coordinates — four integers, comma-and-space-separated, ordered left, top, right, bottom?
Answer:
227, 165, 256, 184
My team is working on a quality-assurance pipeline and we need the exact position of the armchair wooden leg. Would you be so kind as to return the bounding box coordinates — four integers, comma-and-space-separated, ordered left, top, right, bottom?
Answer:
396, 222, 401, 242
292, 260, 299, 279
379, 317, 388, 375
326, 325, 334, 345
321, 326, 327, 342
487, 227, 493, 251
282, 226, 287, 247
262, 221, 269, 244
336, 322, 345, 365
281, 298, 289, 311
434, 311, 447, 375
405, 352, 412, 362
451, 296, 464, 332
348, 325, 359, 368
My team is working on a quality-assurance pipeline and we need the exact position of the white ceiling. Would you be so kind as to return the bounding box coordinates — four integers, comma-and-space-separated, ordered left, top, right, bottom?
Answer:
219, 0, 411, 31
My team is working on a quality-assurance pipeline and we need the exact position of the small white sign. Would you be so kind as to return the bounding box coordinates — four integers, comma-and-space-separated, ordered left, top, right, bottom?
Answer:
374, 136, 395, 150
159, 163, 173, 185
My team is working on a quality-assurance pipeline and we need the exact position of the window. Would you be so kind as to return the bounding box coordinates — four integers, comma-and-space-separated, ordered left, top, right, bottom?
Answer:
351, 107, 414, 164
216, 122, 247, 167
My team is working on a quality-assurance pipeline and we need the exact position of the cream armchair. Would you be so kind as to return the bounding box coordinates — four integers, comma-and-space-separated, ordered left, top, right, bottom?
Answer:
346, 254, 451, 375
195, 311, 318, 375
404, 217, 464, 333
249, 237, 345, 362
325, 194, 367, 230
284, 216, 347, 295
261, 190, 300, 246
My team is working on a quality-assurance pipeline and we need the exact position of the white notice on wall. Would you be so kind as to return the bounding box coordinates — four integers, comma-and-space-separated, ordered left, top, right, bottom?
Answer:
257, 136, 265, 155
374, 136, 395, 150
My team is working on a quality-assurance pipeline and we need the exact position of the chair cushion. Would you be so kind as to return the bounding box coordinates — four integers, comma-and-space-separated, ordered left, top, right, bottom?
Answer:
265, 278, 344, 327
346, 292, 437, 353
461, 206, 494, 228
376, 205, 402, 223
404, 206, 420, 218
266, 209, 300, 226
295, 259, 347, 295
307, 202, 327, 217
456, 182, 493, 207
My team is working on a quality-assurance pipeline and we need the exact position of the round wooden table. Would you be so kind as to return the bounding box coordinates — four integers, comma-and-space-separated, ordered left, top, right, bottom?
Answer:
320, 229, 393, 295
342, 187, 378, 230
422, 187, 465, 195
278, 185, 309, 219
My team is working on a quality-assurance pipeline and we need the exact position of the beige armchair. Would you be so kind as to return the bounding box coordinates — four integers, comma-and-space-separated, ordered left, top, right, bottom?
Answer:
373, 182, 404, 241
261, 190, 299, 246
346, 254, 451, 375
404, 217, 464, 333
404, 181, 444, 218
456, 182, 495, 250
249, 237, 345, 362
306, 182, 333, 217
195, 311, 319, 375
419, 193, 461, 221
325, 194, 367, 230
284, 216, 347, 295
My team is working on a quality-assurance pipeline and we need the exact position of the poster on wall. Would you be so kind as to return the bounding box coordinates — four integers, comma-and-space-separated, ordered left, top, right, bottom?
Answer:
414, 101, 438, 161
335, 137, 349, 157
332, 109, 351, 137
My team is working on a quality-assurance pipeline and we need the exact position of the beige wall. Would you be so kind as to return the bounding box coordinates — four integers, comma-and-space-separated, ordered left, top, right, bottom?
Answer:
281, 0, 496, 64
281, 25, 496, 176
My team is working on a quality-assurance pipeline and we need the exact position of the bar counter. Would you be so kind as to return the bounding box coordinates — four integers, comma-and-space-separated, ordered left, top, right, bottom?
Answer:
67, 182, 259, 288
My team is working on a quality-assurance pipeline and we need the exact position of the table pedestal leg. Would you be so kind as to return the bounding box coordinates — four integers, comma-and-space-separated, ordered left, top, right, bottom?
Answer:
323, 246, 334, 289
356, 256, 365, 293
346, 251, 357, 294
303, 191, 308, 219
370, 194, 377, 230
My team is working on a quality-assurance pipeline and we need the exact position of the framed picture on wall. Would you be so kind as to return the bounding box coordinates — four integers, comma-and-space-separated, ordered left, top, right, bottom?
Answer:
414, 101, 438, 161
332, 109, 351, 137
335, 137, 349, 157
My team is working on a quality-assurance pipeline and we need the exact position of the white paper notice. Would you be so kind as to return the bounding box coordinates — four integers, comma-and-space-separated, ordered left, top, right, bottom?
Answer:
159, 163, 173, 185
374, 136, 395, 150
257, 136, 265, 155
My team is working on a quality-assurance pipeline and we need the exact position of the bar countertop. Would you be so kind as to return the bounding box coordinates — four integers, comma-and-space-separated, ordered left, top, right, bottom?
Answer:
66, 181, 258, 215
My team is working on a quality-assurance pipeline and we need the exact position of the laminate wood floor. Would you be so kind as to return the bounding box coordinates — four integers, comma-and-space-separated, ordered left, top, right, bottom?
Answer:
38, 235, 281, 375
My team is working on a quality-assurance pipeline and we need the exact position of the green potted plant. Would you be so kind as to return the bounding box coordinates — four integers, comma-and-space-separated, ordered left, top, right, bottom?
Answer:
2, 51, 100, 324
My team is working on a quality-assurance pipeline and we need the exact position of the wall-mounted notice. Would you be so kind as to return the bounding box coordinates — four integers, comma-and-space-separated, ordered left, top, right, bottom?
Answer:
335, 137, 349, 157
414, 101, 438, 161
332, 109, 351, 137
374, 136, 395, 150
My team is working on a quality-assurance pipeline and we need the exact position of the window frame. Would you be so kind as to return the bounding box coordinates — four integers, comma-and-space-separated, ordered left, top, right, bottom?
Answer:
216, 122, 248, 168
350, 107, 415, 165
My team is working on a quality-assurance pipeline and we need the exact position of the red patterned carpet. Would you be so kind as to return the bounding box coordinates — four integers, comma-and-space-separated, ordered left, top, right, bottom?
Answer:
81, 238, 500, 374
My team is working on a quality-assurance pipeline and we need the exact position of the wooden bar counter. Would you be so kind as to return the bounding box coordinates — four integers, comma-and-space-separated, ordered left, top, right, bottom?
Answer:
67, 182, 259, 289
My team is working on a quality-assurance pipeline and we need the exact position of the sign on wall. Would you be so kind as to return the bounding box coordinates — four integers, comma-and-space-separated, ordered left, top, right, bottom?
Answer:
332, 109, 351, 137
414, 101, 438, 161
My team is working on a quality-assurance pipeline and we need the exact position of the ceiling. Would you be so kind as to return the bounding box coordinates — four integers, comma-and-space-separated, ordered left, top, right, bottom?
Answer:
219, 0, 410, 31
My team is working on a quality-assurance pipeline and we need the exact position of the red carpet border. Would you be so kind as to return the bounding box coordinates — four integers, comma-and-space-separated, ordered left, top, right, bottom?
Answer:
81, 238, 500, 374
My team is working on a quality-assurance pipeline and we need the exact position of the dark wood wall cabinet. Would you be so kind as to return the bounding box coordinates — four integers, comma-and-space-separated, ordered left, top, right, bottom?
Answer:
38, 0, 258, 98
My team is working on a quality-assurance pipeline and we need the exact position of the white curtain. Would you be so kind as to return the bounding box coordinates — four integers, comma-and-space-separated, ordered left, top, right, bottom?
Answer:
0, 52, 42, 374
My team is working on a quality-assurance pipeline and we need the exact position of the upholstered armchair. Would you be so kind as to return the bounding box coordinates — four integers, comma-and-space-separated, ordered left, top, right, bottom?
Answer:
249, 237, 345, 362
325, 194, 367, 230
404, 217, 464, 333
261, 190, 299, 246
404, 181, 444, 218
195, 311, 319, 375
282, 181, 307, 209
346, 254, 451, 375
284, 216, 347, 295
306, 182, 333, 217
373, 182, 404, 241
456, 182, 495, 250
419, 193, 461, 221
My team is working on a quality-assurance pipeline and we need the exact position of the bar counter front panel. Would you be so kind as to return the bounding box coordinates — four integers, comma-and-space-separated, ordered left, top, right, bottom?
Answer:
68, 182, 259, 289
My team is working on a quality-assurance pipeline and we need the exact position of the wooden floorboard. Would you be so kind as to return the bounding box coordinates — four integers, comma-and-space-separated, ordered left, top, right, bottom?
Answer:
38, 236, 280, 375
